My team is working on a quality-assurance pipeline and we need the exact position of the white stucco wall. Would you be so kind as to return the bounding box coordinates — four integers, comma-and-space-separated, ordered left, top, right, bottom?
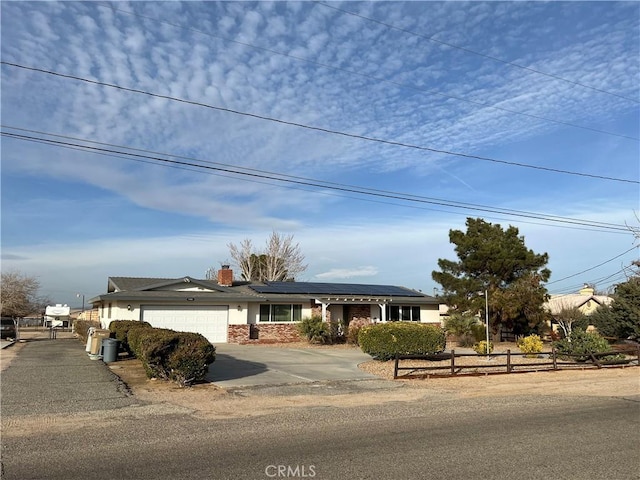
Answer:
97, 300, 442, 329
420, 305, 441, 324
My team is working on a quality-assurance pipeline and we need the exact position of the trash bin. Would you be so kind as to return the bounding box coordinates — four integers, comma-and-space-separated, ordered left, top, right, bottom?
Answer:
102, 338, 120, 363
85, 327, 96, 352
90, 329, 111, 355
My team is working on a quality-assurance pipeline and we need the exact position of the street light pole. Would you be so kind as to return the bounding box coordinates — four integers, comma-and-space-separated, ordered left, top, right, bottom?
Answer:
485, 289, 490, 358
77, 293, 85, 317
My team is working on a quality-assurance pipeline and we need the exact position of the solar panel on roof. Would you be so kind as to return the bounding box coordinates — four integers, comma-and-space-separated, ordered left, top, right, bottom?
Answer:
250, 282, 423, 297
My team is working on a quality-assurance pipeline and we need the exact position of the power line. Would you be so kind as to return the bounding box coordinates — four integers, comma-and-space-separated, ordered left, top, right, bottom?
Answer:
546, 245, 638, 285
317, 1, 640, 104
3, 61, 638, 186
97, 2, 639, 142
548, 269, 629, 295
1, 127, 634, 233
3, 125, 633, 230
5, 125, 633, 237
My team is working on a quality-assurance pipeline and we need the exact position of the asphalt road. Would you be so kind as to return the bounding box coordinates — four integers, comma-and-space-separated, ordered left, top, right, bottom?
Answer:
1, 338, 139, 416
3, 390, 639, 479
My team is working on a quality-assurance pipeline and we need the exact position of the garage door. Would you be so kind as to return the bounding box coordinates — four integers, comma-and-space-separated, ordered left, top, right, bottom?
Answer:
141, 305, 229, 343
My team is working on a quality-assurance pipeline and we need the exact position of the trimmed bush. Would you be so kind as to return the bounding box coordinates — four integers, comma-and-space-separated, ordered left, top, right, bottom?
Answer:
137, 329, 181, 379
109, 320, 152, 355
74, 320, 100, 342
134, 328, 216, 386
92, 321, 216, 386
473, 340, 494, 355
166, 332, 216, 386
517, 334, 544, 357
358, 322, 446, 361
553, 330, 616, 362
127, 324, 159, 358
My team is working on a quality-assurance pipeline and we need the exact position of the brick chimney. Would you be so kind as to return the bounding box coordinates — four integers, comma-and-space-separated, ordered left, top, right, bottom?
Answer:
217, 265, 233, 287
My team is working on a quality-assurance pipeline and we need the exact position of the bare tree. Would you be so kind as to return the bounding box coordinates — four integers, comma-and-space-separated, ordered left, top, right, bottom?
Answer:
1, 270, 48, 318
227, 232, 307, 281
228, 239, 259, 281
553, 306, 586, 340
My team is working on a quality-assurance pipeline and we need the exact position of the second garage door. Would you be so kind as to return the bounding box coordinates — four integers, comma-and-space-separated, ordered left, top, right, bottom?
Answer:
141, 305, 229, 343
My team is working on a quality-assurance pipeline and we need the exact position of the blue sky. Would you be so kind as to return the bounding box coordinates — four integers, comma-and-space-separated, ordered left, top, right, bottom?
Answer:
1, 1, 638, 308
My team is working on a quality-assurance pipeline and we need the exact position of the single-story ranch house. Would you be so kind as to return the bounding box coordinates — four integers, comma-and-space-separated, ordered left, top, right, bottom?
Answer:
88, 267, 441, 344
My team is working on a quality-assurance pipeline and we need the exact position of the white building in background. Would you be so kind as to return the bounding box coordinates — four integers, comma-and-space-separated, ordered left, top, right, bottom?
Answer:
44, 304, 71, 328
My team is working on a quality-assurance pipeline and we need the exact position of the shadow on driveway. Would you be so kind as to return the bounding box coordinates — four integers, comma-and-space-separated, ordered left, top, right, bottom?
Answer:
206, 344, 379, 388
206, 353, 268, 382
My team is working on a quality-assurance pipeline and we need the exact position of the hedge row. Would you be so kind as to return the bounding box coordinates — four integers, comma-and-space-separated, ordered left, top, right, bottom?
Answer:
109, 320, 152, 355
358, 322, 446, 361
74, 320, 101, 342
108, 320, 216, 386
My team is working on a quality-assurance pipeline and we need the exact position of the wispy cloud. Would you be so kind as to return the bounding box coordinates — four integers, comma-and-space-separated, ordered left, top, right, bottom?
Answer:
315, 266, 379, 280
1, 1, 638, 305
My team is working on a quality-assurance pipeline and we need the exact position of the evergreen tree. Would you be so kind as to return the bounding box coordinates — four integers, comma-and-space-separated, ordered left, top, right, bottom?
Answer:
432, 218, 551, 335
590, 272, 640, 340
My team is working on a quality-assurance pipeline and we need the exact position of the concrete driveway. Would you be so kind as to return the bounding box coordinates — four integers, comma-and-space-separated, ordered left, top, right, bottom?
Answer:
206, 344, 379, 387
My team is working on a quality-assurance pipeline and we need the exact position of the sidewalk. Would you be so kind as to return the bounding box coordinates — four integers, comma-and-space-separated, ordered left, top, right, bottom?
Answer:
1, 330, 141, 416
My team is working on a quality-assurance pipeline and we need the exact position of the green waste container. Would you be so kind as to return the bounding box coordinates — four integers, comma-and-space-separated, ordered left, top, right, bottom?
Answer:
102, 338, 119, 363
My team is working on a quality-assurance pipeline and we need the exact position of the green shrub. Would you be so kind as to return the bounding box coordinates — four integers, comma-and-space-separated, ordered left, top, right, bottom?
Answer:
517, 334, 544, 356
109, 320, 152, 355
166, 332, 216, 386
473, 341, 493, 355
444, 314, 483, 347
346, 318, 371, 345
127, 324, 157, 358
74, 320, 100, 342
358, 322, 446, 361
137, 329, 182, 379
470, 323, 487, 343
298, 316, 334, 344
553, 330, 614, 362
126, 327, 216, 386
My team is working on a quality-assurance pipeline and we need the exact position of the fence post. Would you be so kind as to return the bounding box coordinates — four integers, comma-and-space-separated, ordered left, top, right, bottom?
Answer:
507, 349, 511, 373
393, 353, 399, 379
451, 349, 455, 375
552, 348, 557, 370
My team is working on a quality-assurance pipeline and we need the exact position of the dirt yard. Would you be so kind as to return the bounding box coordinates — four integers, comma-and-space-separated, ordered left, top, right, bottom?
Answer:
106, 340, 639, 419
3, 332, 638, 420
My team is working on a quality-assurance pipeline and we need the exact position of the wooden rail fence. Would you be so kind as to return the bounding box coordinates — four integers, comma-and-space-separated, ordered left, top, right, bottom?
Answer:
393, 346, 640, 379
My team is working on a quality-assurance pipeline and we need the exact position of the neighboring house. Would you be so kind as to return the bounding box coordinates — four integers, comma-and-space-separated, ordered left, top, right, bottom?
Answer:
545, 285, 612, 317
88, 267, 441, 344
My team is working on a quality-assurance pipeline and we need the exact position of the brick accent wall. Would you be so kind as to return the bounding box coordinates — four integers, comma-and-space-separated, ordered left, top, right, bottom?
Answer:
345, 305, 372, 324
311, 306, 332, 322
228, 324, 301, 344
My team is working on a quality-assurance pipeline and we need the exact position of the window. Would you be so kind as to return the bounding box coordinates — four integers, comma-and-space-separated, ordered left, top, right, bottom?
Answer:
385, 305, 420, 322
108, 303, 112, 319
260, 304, 302, 322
